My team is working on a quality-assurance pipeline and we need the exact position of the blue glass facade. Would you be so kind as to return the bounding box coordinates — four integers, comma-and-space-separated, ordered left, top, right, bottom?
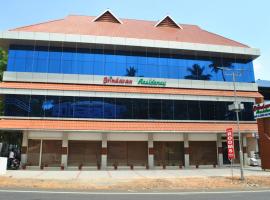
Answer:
7, 45, 255, 83
4, 95, 254, 121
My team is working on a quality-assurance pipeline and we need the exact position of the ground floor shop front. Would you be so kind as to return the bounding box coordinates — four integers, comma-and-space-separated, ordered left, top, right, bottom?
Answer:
20, 131, 258, 169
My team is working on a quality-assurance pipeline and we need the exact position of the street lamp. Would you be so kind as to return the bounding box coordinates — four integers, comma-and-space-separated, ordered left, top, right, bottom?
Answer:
218, 67, 245, 180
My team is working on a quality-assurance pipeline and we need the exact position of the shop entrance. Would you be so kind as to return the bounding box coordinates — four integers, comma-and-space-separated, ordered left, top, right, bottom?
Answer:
27, 139, 62, 167
154, 142, 184, 166
107, 141, 148, 166
189, 141, 217, 165
68, 141, 101, 166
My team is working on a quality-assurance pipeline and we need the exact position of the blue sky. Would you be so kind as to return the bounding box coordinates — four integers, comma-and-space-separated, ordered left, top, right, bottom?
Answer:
0, 0, 269, 80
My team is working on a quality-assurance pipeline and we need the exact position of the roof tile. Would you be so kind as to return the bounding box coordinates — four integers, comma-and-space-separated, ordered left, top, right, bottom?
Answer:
0, 119, 258, 132
11, 15, 248, 47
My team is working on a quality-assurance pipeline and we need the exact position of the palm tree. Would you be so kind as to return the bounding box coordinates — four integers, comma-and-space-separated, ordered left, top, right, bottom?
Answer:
209, 59, 233, 81
184, 64, 212, 80
125, 66, 137, 77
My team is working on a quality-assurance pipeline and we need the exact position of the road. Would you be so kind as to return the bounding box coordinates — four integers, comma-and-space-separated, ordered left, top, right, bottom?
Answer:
1, 190, 270, 200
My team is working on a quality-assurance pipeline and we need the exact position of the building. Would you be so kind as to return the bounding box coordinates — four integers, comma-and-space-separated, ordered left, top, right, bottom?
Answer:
256, 80, 270, 169
257, 80, 270, 102
0, 10, 262, 169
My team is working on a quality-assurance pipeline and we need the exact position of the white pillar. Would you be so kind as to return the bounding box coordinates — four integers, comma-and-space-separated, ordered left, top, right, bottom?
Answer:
21, 131, 28, 165
148, 133, 154, 169
184, 133, 190, 168
217, 133, 223, 167
61, 133, 68, 167
101, 133, 107, 169
243, 135, 248, 166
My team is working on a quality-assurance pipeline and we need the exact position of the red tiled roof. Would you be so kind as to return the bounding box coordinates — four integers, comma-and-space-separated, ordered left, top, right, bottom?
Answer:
11, 15, 248, 48
0, 82, 262, 98
0, 119, 258, 132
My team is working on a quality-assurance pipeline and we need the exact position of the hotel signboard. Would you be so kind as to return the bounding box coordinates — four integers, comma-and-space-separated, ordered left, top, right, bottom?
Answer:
253, 103, 270, 119
137, 78, 166, 87
226, 128, 235, 160
103, 76, 133, 85
103, 76, 166, 87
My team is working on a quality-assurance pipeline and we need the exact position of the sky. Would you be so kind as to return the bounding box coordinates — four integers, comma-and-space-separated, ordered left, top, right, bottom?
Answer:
0, 0, 269, 80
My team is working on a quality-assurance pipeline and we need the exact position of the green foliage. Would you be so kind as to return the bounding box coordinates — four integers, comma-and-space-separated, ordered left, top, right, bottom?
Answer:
0, 48, 7, 81
0, 48, 7, 116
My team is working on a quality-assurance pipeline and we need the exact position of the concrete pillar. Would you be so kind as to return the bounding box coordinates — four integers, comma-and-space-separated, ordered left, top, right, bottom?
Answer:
148, 133, 154, 169
21, 131, 28, 165
184, 133, 190, 168
101, 133, 107, 169
242, 134, 248, 166
61, 133, 68, 167
217, 133, 223, 167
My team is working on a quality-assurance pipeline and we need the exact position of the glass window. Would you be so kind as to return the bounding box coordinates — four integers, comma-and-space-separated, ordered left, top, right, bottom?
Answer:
174, 100, 188, 120
115, 98, 133, 119
7, 45, 256, 83
133, 99, 148, 119
4, 94, 255, 121
149, 99, 162, 120
162, 100, 174, 120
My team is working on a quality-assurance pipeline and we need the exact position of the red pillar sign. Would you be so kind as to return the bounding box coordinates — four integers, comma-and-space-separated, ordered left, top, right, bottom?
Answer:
226, 128, 235, 160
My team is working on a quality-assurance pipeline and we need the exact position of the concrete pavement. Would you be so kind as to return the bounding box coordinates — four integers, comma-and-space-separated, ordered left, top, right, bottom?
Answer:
2, 166, 269, 181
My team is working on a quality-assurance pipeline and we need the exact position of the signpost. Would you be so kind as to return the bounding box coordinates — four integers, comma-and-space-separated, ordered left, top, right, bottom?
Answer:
226, 128, 235, 180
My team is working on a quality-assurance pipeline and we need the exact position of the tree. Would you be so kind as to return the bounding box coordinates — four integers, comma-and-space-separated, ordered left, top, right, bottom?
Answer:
0, 48, 7, 81
184, 64, 212, 80
125, 66, 137, 77
209, 59, 233, 81
0, 48, 7, 116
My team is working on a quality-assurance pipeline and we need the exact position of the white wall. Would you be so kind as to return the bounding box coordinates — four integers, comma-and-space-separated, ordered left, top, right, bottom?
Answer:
107, 133, 148, 141
188, 133, 217, 141
153, 133, 184, 141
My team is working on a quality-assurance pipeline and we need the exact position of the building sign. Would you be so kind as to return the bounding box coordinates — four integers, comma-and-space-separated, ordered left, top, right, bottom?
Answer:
137, 78, 166, 87
102, 76, 167, 87
226, 128, 235, 160
253, 103, 270, 119
103, 76, 133, 85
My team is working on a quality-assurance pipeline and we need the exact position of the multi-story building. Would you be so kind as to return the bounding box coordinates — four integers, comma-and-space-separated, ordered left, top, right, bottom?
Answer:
0, 10, 263, 169
256, 80, 270, 169
257, 80, 270, 103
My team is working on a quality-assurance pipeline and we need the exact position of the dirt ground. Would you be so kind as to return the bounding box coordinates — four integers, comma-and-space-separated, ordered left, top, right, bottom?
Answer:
1, 176, 270, 191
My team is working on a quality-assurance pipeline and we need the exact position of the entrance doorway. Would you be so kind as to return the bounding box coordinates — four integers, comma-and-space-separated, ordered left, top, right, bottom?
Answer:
27, 139, 62, 167
107, 141, 148, 166
154, 142, 184, 166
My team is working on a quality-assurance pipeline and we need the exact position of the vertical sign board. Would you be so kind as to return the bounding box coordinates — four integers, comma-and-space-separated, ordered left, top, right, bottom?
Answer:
226, 128, 235, 160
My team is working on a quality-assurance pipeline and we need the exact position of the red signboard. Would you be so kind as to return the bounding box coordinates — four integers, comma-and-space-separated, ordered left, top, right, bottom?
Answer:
226, 128, 235, 160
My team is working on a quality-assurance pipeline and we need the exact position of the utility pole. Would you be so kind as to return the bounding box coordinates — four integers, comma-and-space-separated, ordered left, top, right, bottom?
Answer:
219, 67, 245, 180
231, 72, 245, 180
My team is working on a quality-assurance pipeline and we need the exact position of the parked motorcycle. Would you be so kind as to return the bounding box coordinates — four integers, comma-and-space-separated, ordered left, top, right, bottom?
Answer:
8, 158, 20, 170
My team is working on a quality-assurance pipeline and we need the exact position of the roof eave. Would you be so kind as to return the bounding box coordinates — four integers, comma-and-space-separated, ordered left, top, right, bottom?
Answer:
0, 31, 260, 60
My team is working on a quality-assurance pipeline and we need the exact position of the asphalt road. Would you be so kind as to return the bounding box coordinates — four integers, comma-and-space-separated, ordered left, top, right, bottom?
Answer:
1, 190, 270, 200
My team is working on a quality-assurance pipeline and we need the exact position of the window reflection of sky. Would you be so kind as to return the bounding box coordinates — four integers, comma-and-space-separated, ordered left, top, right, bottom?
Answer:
7, 45, 255, 83
4, 94, 255, 121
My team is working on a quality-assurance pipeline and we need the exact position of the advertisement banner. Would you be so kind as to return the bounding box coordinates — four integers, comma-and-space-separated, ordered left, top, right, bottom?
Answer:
226, 128, 235, 160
